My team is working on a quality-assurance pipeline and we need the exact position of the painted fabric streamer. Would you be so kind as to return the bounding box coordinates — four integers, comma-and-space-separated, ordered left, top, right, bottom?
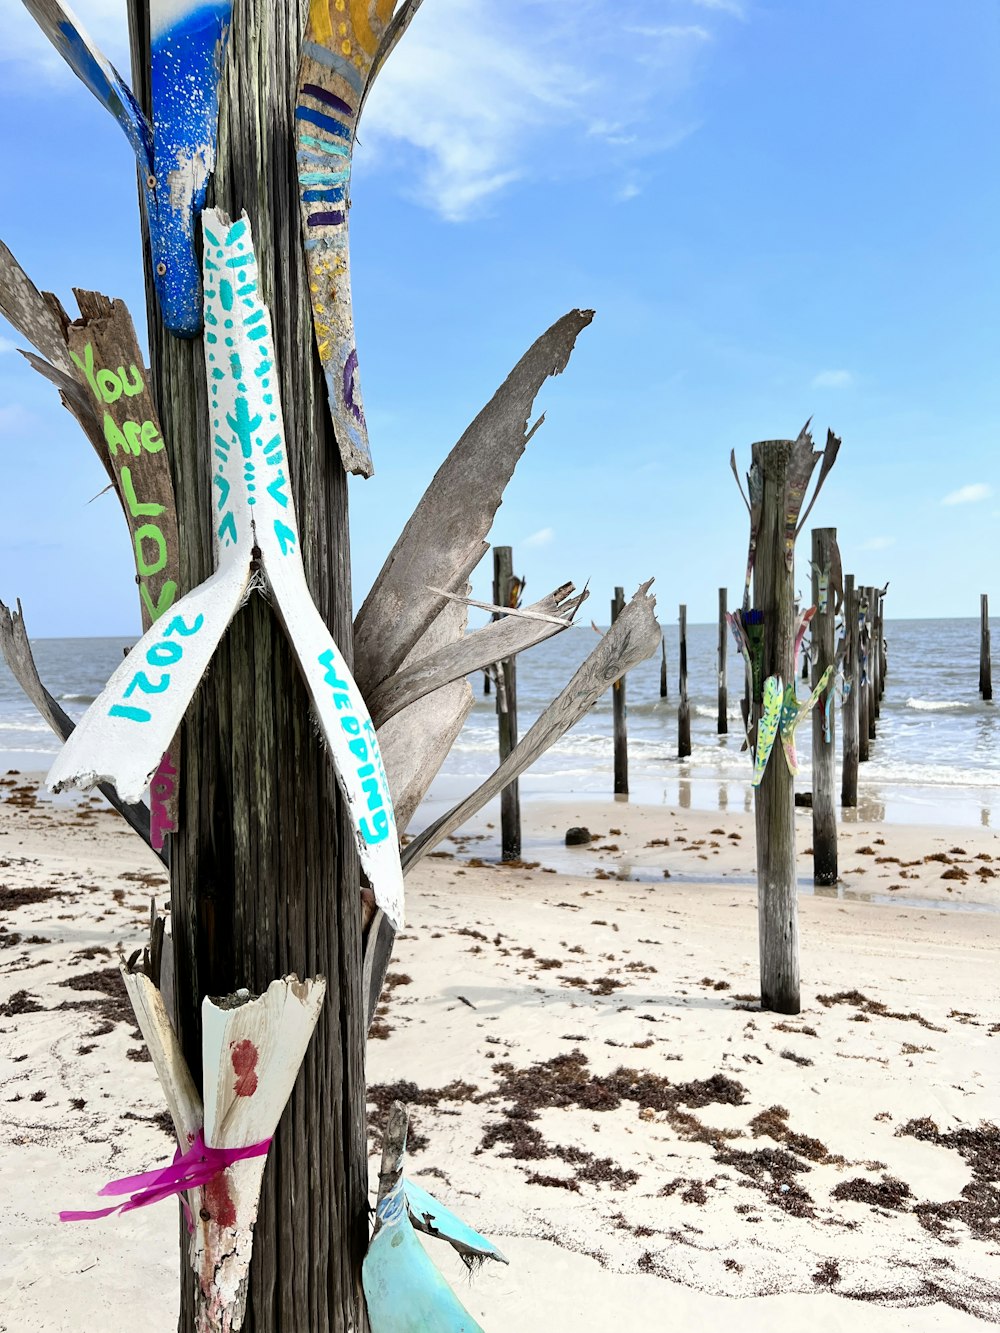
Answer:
19, 0, 232, 335
60, 1131, 270, 1223
295, 0, 397, 476
47, 209, 404, 929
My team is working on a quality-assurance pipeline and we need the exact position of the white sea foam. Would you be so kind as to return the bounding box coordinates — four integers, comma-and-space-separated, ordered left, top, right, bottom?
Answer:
905, 698, 970, 713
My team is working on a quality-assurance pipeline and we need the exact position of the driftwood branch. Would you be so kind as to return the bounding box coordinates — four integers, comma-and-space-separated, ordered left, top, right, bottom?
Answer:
367, 583, 587, 728
353, 309, 594, 694
401, 580, 660, 871
0, 237, 73, 373
375, 595, 472, 834
0, 598, 159, 857
424, 585, 580, 626
795, 428, 842, 538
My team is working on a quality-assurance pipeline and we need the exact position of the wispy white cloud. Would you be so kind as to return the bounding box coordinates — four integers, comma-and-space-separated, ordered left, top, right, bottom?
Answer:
811, 369, 854, 389
860, 536, 895, 551
362, 0, 732, 220
690, 0, 747, 18
942, 482, 993, 506
628, 25, 712, 42
523, 526, 555, 548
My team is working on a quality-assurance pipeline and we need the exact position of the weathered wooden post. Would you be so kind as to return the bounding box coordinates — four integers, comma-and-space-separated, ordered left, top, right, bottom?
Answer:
731, 427, 839, 1016
717, 587, 728, 734
810, 529, 838, 884
841, 574, 859, 807
858, 588, 872, 760
872, 586, 882, 718
751, 443, 799, 1012
493, 546, 522, 859
612, 586, 628, 794
865, 586, 878, 740
659, 634, 668, 700
878, 588, 888, 695
128, 6, 373, 1324
982, 594, 993, 702
678, 604, 691, 758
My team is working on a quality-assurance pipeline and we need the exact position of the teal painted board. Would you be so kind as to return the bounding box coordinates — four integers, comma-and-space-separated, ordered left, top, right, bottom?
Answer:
363, 1180, 487, 1333
404, 1179, 508, 1267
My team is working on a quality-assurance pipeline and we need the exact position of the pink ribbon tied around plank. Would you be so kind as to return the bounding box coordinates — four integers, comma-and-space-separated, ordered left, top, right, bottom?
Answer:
59, 1129, 271, 1223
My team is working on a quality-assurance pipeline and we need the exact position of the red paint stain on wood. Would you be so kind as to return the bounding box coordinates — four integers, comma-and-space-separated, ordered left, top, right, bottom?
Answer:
231, 1038, 259, 1097
204, 1171, 237, 1229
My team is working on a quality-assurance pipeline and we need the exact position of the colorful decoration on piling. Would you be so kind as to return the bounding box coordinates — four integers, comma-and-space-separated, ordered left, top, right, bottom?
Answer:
295, 0, 398, 476
751, 675, 782, 788
66, 297, 182, 849
777, 664, 834, 775
20, 0, 232, 336
93, 967, 324, 1333
365, 1102, 503, 1333
47, 209, 405, 928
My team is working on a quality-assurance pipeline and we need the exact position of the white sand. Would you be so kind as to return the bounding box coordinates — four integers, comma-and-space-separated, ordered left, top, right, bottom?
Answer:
2, 775, 998, 1329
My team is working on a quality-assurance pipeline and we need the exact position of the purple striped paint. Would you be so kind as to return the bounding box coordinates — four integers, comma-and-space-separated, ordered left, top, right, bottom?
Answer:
301, 82, 354, 118
308, 210, 346, 227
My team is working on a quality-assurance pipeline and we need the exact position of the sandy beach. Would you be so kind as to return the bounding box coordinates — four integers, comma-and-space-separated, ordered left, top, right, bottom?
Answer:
1, 774, 999, 1330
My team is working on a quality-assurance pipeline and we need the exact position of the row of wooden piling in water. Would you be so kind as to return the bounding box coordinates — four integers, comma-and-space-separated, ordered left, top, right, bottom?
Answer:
485, 542, 993, 914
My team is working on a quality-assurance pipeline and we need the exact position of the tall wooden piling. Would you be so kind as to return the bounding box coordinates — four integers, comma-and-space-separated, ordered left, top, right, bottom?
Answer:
493, 546, 521, 859
858, 587, 871, 761
678, 604, 692, 758
612, 586, 629, 794
660, 634, 668, 700
872, 587, 882, 718
752, 441, 800, 1015
717, 587, 728, 734
841, 574, 859, 807
865, 586, 878, 740
811, 529, 838, 883
982, 595, 993, 702
878, 589, 888, 694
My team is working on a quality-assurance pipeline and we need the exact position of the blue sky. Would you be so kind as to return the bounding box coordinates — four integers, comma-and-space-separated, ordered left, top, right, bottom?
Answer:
1, 0, 997, 636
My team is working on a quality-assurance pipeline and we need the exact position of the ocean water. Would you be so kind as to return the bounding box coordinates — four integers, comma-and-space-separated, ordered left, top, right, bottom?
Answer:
1, 618, 997, 827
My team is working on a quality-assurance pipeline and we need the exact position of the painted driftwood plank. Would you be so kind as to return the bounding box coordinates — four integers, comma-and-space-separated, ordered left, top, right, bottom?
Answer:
20, 0, 232, 335
120, 964, 202, 1147
148, 0, 234, 336
404, 1179, 507, 1267
364, 1102, 487, 1333
46, 562, 253, 798
778, 663, 834, 776
200, 211, 404, 925
358, 0, 425, 120
353, 309, 594, 694
0, 597, 158, 854
67, 293, 182, 848
47, 209, 405, 927
751, 675, 782, 788
366, 583, 587, 728
295, 0, 398, 475
195, 976, 325, 1332
401, 581, 660, 871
